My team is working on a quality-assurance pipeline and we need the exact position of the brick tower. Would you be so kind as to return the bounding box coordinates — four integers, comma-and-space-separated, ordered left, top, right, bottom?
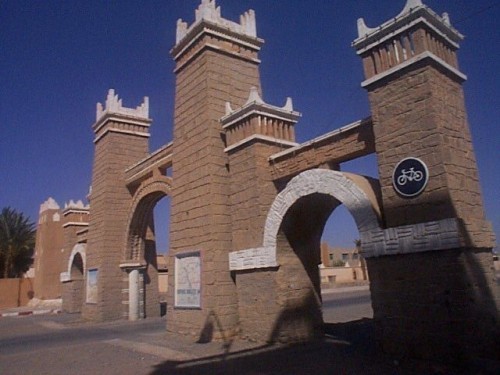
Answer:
353, 0, 498, 360
167, 0, 263, 339
33, 197, 64, 300
82, 89, 151, 321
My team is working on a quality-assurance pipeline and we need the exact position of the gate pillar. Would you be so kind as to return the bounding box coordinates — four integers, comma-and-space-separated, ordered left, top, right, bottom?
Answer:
353, 0, 498, 361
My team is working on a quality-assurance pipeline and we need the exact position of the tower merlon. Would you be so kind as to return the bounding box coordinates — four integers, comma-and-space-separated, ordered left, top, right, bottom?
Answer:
222, 87, 301, 152
39, 197, 60, 213
96, 89, 149, 122
353, 0, 462, 49
171, 0, 263, 70
176, 0, 257, 45
92, 89, 152, 143
352, 0, 466, 88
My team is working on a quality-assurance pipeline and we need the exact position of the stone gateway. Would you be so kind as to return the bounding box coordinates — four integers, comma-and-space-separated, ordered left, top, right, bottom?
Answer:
33, 0, 497, 362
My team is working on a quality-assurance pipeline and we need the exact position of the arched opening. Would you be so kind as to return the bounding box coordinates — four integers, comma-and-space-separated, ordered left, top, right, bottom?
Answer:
261, 169, 381, 343
70, 252, 84, 281
123, 177, 172, 320
61, 243, 86, 313
320, 205, 372, 324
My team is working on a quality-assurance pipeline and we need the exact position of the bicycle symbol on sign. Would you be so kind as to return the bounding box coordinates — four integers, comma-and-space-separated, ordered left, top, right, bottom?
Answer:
396, 167, 424, 185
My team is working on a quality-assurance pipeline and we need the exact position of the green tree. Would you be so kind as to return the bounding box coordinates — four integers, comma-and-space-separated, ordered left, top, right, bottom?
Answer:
0, 207, 36, 278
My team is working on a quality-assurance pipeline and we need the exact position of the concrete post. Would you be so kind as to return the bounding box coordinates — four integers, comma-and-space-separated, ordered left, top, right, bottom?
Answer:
128, 269, 140, 321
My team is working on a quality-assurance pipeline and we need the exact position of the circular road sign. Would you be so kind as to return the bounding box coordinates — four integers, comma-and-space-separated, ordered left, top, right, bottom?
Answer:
392, 157, 429, 198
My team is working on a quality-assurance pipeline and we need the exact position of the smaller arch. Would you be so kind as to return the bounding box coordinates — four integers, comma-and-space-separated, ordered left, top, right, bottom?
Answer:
263, 169, 381, 252
60, 243, 86, 282
123, 176, 173, 262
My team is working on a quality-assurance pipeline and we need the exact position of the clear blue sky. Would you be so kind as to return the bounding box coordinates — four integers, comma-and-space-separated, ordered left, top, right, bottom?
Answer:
1, 1, 499, 251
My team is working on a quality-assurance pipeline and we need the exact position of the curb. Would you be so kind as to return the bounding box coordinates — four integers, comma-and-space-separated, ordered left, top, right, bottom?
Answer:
0, 309, 62, 318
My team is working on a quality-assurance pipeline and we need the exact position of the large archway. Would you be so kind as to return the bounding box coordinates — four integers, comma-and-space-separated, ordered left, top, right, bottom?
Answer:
122, 176, 172, 320
271, 169, 381, 342
231, 169, 382, 342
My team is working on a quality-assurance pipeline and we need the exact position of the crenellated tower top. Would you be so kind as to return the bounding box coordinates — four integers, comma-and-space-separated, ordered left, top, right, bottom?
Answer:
96, 89, 149, 122
92, 89, 151, 144
352, 0, 465, 88
175, 0, 257, 45
171, 0, 263, 73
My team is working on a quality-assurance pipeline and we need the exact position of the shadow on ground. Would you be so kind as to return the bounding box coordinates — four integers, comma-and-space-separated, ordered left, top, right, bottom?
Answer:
150, 319, 499, 375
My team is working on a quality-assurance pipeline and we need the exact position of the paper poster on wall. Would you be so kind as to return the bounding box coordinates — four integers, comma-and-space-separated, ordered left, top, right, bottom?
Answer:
174, 252, 201, 308
86, 268, 98, 303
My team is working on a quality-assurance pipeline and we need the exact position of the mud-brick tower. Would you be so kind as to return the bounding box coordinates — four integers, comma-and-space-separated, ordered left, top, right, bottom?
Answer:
33, 198, 64, 299
82, 90, 151, 321
60, 200, 89, 313
353, 0, 498, 360
167, 0, 264, 339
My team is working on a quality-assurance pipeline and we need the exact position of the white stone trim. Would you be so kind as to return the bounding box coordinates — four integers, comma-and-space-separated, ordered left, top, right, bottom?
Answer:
224, 134, 298, 153
176, 0, 257, 45
229, 246, 277, 271
361, 51, 466, 88
93, 128, 150, 144
39, 197, 60, 214
62, 222, 89, 228
229, 170, 381, 271
95, 89, 149, 123
356, 16, 460, 55
93, 114, 151, 135
361, 218, 462, 258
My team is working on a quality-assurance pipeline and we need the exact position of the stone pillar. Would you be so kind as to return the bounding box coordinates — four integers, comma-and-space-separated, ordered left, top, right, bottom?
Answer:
128, 268, 140, 321
82, 89, 151, 322
353, 1, 497, 361
167, 1, 263, 340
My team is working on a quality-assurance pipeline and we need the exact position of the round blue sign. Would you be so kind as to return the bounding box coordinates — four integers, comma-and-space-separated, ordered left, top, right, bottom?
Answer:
392, 157, 429, 198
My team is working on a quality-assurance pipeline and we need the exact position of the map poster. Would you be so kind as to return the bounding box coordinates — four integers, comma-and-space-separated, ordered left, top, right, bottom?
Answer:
174, 252, 201, 308
86, 268, 98, 303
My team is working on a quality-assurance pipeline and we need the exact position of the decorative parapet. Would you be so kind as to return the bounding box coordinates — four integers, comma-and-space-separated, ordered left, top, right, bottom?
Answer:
352, 0, 465, 86
92, 89, 151, 143
96, 89, 149, 122
171, 0, 263, 72
39, 197, 60, 213
361, 218, 462, 258
64, 200, 90, 212
176, 0, 256, 45
222, 87, 300, 152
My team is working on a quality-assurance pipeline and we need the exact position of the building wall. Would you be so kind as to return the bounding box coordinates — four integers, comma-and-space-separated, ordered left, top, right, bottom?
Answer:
83, 126, 149, 321
33, 202, 64, 300
0, 278, 34, 309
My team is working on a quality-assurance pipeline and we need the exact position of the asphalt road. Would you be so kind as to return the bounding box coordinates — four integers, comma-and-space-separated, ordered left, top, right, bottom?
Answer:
1, 288, 496, 374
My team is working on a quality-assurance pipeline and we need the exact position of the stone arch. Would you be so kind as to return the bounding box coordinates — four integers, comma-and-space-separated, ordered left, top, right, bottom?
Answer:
121, 175, 172, 320
124, 176, 173, 262
263, 169, 381, 257
61, 243, 86, 282
60, 243, 86, 313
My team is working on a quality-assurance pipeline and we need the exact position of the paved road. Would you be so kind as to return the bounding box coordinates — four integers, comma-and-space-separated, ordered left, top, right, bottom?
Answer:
0, 288, 497, 375
322, 287, 373, 323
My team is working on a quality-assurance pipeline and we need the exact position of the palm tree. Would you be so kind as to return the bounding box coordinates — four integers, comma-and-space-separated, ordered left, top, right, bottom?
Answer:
0, 207, 36, 278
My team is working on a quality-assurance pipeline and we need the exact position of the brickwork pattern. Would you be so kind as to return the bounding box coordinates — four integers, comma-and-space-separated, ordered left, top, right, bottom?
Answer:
83, 126, 149, 321
368, 248, 499, 360
167, 22, 261, 338
34, 207, 64, 300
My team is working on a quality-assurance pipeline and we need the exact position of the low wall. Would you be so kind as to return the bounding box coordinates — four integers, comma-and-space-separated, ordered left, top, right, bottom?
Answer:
0, 278, 35, 309
320, 266, 368, 285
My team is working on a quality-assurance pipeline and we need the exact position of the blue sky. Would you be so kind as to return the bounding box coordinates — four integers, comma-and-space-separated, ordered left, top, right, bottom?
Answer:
1, 0, 498, 251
